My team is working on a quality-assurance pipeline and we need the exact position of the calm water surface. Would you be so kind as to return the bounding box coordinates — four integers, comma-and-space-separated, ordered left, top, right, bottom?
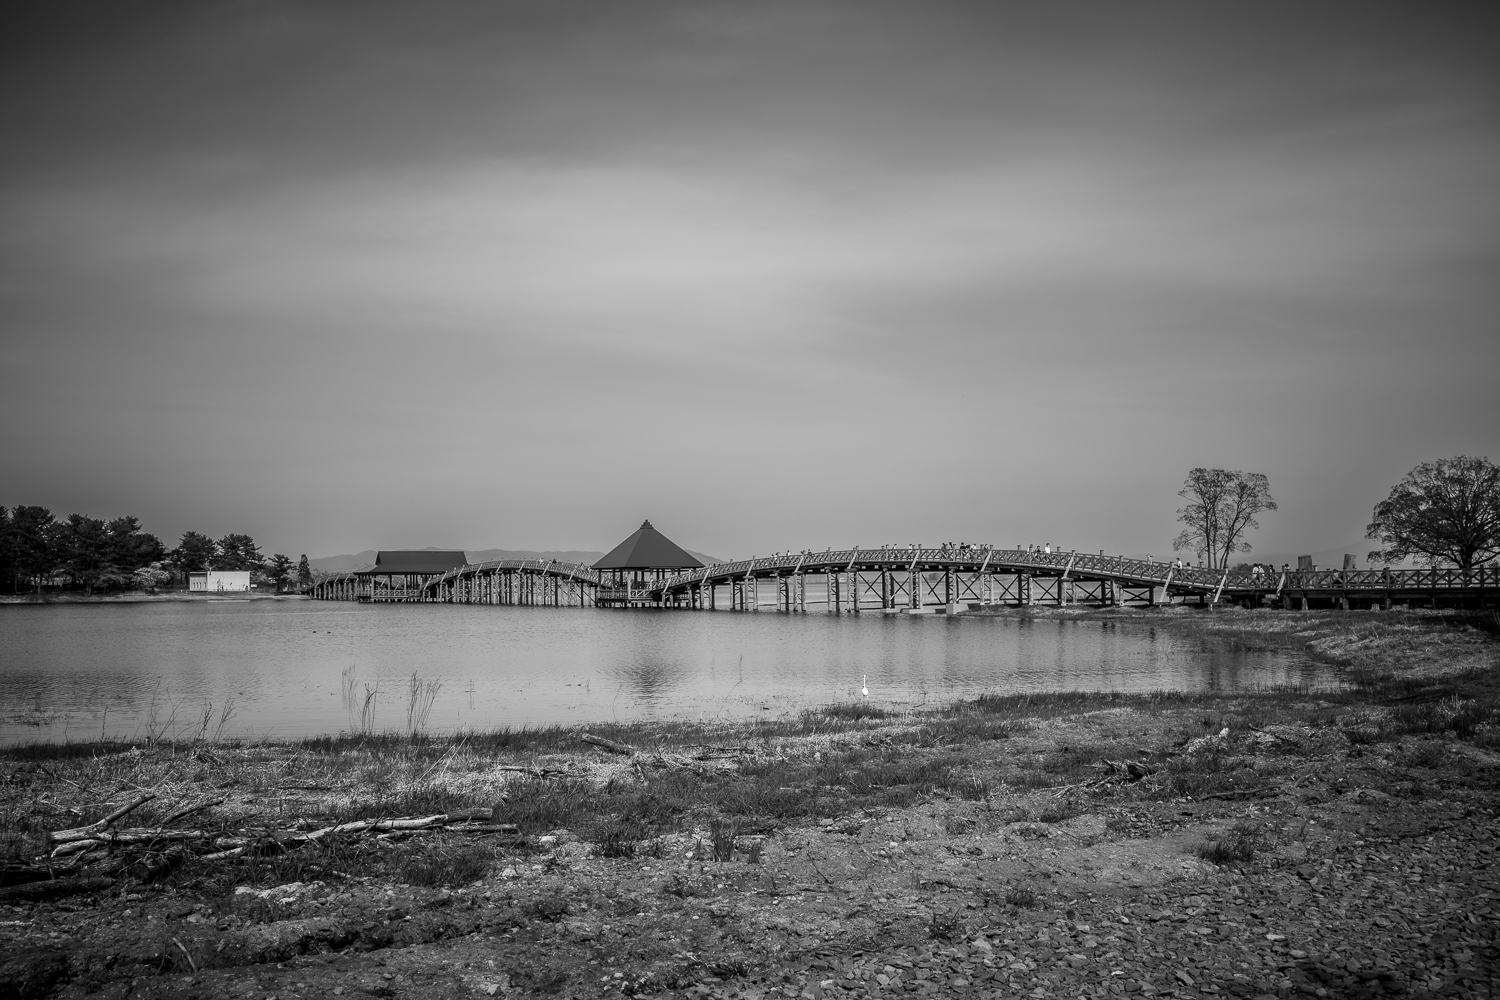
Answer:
0, 599, 1333, 744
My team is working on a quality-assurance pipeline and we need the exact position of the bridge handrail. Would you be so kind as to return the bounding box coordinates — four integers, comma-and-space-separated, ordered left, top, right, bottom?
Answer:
307, 552, 1495, 599
652, 550, 1496, 596
425, 559, 607, 590
654, 548, 1213, 593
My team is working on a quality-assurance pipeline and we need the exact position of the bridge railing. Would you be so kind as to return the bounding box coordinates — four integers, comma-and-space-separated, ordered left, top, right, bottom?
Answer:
426, 559, 606, 589
654, 548, 1217, 594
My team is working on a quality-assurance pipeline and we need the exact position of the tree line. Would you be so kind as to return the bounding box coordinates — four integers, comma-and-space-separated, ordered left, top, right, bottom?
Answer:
0, 505, 315, 595
1172, 455, 1500, 572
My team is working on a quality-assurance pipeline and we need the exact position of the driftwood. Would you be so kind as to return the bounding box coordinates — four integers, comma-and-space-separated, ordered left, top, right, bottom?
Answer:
580, 735, 749, 773
48, 793, 156, 844
492, 764, 572, 779
33, 803, 524, 886
581, 733, 638, 756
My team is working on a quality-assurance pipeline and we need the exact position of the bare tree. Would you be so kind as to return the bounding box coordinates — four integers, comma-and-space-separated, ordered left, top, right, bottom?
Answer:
1367, 455, 1500, 571
1173, 468, 1278, 570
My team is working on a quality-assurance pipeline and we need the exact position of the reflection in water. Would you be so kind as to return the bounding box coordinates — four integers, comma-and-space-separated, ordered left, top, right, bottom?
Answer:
0, 601, 1338, 744
609, 659, 688, 706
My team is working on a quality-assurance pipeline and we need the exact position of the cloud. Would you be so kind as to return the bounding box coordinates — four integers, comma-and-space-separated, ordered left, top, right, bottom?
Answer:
1, 1, 1496, 556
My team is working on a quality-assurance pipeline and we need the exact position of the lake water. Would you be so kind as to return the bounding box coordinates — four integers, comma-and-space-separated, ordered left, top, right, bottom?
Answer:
0, 599, 1334, 744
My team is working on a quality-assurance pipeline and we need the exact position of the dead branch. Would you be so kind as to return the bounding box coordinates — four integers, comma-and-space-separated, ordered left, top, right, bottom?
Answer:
581, 733, 638, 756
40, 809, 522, 875
491, 764, 571, 779
49, 793, 157, 844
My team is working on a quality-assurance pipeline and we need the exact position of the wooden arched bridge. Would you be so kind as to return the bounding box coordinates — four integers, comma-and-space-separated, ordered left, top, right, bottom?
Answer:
308, 547, 1496, 611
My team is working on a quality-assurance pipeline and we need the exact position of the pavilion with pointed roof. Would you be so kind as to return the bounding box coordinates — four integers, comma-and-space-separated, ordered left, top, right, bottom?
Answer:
594, 520, 702, 601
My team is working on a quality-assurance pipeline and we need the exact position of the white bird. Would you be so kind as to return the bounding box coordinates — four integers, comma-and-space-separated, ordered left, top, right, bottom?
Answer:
861, 674, 869, 698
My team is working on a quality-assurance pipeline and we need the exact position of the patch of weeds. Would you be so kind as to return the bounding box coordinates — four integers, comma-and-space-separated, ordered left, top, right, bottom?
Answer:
1196, 822, 1265, 865
1403, 740, 1446, 769
1159, 749, 1249, 798
591, 817, 645, 859
346, 788, 490, 820
709, 817, 740, 862
816, 703, 893, 722
928, 908, 964, 940
198, 840, 356, 892
396, 840, 495, 887
500, 779, 596, 835
1308, 709, 1339, 729
928, 714, 1018, 742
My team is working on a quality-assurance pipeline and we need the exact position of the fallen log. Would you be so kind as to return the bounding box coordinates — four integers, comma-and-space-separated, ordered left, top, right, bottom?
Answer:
581, 733, 638, 756
49, 793, 156, 844
0, 876, 115, 904
0, 864, 55, 888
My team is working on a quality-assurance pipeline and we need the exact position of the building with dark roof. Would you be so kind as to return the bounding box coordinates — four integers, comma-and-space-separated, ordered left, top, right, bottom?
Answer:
361, 551, 468, 576
352, 550, 468, 602
594, 521, 702, 596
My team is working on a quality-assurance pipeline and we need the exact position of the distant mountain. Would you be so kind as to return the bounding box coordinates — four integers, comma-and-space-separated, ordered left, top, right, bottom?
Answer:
309, 550, 381, 573
310, 546, 727, 573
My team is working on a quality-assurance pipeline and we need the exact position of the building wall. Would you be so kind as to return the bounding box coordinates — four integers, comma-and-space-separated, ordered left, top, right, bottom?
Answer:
189, 571, 252, 592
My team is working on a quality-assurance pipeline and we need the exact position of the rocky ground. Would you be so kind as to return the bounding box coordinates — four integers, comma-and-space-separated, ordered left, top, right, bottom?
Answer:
2, 608, 1497, 1000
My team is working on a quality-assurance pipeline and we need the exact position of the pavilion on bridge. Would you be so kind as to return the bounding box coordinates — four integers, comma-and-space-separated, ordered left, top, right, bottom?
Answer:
358, 550, 467, 602
594, 521, 702, 606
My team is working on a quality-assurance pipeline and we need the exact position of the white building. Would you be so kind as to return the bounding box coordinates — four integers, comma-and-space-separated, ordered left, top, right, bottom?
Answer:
188, 571, 252, 593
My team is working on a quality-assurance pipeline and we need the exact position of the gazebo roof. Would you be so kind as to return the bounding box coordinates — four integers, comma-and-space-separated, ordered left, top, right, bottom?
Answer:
358, 550, 468, 575
593, 521, 703, 571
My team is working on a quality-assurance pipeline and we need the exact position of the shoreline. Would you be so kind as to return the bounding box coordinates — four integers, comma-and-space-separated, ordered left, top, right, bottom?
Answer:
0, 592, 307, 604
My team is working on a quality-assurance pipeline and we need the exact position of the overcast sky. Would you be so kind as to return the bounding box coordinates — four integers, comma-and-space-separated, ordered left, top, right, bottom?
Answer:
3, 1, 1497, 562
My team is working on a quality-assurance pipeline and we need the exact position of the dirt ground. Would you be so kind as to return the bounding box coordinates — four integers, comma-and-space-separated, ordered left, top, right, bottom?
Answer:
2, 608, 1498, 1000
